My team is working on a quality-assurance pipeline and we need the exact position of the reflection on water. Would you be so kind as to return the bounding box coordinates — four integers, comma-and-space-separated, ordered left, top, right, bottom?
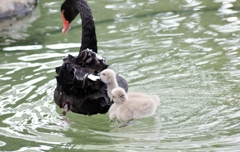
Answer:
0, 7, 40, 46
0, 0, 240, 151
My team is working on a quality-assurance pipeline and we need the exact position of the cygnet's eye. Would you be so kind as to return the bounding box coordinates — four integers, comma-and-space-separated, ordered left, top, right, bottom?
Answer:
102, 73, 105, 76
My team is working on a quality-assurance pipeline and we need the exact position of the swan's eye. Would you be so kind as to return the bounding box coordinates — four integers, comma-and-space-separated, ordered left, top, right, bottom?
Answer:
102, 73, 105, 76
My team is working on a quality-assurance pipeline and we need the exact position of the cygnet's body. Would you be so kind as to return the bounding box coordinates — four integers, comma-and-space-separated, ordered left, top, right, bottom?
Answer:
100, 69, 159, 103
109, 87, 160, 122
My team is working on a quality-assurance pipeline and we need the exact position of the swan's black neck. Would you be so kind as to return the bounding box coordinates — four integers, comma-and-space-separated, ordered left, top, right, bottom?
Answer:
76, 0, 97, 53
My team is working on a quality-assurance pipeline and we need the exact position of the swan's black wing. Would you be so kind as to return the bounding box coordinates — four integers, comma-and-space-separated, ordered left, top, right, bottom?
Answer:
54, 49, 128, 115
116, 74, 128, 92
54, 74, 111, 115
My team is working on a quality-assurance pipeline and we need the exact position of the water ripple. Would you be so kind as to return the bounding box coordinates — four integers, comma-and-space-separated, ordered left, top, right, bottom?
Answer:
0, 0, 240, 151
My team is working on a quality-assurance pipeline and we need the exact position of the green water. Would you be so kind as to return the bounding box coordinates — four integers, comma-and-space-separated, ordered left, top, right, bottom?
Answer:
0, 0, 240, 151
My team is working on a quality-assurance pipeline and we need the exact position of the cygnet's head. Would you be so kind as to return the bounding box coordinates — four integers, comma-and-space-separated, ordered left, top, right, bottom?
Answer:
100, 69, 116, 84
111, 87, 128, 103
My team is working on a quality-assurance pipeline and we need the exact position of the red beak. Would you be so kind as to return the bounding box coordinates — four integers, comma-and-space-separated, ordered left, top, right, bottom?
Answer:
62, 13, 70, 34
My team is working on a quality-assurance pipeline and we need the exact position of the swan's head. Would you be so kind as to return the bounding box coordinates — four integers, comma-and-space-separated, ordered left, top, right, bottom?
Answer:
111, 87, 128, 103
100, 69, 116, 84
61, 0, 79, 34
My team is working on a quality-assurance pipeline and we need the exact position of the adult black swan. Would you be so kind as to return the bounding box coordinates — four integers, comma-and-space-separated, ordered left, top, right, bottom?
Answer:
54, 0, 128, 116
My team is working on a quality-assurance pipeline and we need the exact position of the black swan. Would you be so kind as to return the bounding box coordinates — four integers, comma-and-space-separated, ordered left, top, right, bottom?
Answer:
54, 0, 128, 116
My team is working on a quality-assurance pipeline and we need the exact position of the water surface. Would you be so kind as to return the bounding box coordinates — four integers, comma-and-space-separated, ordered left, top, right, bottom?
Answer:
0, 0, 240, 151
